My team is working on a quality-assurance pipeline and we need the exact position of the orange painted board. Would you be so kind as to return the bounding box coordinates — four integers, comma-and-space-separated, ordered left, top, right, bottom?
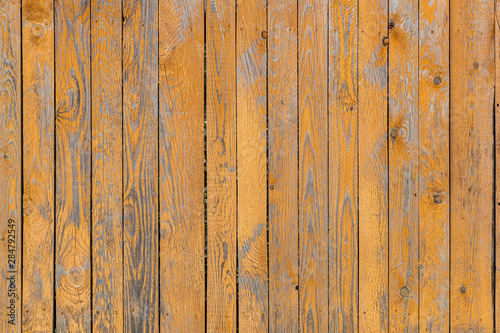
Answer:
91, 0, 123, 331
159, 0, 205, 331
298, 0, 329, 331
268, 0, 299, 331
21, 0, 54, 331
450, 0, 495, 331
54, 0, 92, 330
206, 0, 237, 331
328, 0, 358, 331
418, 0, 450, 331
0, 0, 21, 331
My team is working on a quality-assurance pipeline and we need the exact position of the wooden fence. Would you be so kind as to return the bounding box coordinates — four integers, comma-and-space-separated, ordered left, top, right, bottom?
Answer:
0, 0, 499, 331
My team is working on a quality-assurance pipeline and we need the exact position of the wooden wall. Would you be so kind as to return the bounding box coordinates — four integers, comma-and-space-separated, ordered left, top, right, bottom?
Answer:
0, 0, 498, 331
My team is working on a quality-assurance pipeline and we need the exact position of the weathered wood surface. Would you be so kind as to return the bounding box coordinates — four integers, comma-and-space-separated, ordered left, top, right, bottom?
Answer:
54, 0, 91, 330
328, 0, 358, 331
358, 0, 389, 331
91, 0, 123, 331
236, 0, 268, 331
450, 0, 495, 331
122, 0, 159, 331
0, 0, 21, 332
268, 0, 299, 331
3, 1, 500, 331
419, 0, 450, 331
206, 0, 237, 332
159, 0, 205, 331
22, 0, 54, 331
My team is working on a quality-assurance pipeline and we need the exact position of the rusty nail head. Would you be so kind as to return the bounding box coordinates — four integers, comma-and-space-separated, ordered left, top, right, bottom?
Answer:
400, 287, 409, 297
433, 76, 442, 85
473, 61, 479, 69
261, 31, 268, 38
383, 37, 389, 46
390, 127, 399, 139
388, 20, 395, 29
460, 285, 467, 294
433, 193, 443, 204
270, 185, 274, 190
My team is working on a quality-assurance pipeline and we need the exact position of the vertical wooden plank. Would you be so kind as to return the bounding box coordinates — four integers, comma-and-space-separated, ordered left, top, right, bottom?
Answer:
450, 0, 495, 331
91, 0, 123, 331
0, 0, 21, 331
237, 0, 268, 331
388, 0, 419, 331
158, 0, 205, 331
54, 0, 91, 330
122, 0, 158, 331
497, 0, 500, 329
298, 0, 328, 331
418, 0, 449, 331
358, 0, 389, 330
21, 0, 54, 331
268, 0, 299, 331
206, 0, 236, 331
328, 0, 358, 331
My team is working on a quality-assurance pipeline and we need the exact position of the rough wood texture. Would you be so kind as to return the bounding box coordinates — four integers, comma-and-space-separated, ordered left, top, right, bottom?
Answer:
418, 0, 449, 331
122, 0, 159, 331
298, 0, 328, 331
450, 0, 495, 331
237, 0, 268, 331
0, 0, 21, 331
358, 0, 389, 331
159, 0, 205, 331
54, 0, 91, 330
497, 0, 500, 329
91, 0, 123, 331
21, 0, 54, 331
388, 0, 419, 331
328, 0, 358, 331
206, 0, 237, 331
268, 0, 299, 331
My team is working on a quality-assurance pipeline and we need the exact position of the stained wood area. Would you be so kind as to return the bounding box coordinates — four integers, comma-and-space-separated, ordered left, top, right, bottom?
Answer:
2, 0, 500, 331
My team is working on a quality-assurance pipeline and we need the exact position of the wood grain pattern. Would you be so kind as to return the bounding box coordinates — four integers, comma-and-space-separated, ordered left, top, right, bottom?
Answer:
388, 0, 419, 331
0, 0, 21, 331
328, 0, 358, 331
91, 0, 123, 331
54, 0, 91, 330
159, 0, 205, 331
418, 0, 449, 331
122, 0, 159, 331
268, 0, 299, 331
237, 0, 268, 331
450, 0, 495, 331
496, 0, 500, 329
358, 0, 389, 330
206, 0, 237, 331
298, 0, 328, 331
21, 0, 54, 331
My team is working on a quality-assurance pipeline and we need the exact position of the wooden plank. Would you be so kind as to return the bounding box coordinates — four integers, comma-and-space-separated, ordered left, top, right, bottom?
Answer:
450, 0, 495, 331
236, 0, 268, 331
388, 0, 419, 331
206, 0, 237, 330
91, 0, 123, 331
21, 0, 54, 331
497, 0, 500, 329
298, 0, 328, 331
268, 0, 298, 331
158, 0, 204, 331
122, 0, 159, 331
358, 0, 389, 330
0, 0, 21, 331
54, 0, 91, 330
328, 0, 358, 331
418, 0, 449, 330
